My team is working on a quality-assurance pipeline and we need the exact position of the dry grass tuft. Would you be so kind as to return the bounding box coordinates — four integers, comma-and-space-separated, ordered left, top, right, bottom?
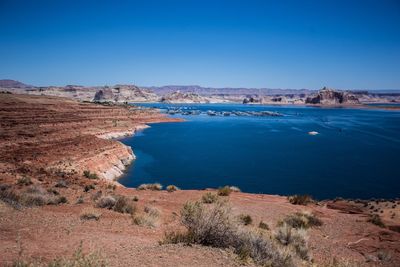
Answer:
201, 192, 219, 204
274, 223, 310, 260
80, 207, 102, 221
278, 211, 322, 229
13, 242, 107, 266
166, 185, 179, 192
137, 183, 162, 191
132, 206, 161, 228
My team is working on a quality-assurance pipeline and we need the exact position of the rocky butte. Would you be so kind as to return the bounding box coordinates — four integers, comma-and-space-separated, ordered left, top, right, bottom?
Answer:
305, 87, 360, 105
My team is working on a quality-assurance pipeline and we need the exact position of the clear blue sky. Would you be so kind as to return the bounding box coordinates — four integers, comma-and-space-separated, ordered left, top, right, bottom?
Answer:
0, 0, 399, 89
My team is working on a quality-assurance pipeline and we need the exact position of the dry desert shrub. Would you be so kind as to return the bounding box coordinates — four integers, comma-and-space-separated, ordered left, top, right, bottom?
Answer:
16, 176, 33, 186
1, 185, 67, 207
132, 206, 161, 228
258, 221, 270, 230
0, 185, 21, 209
113, 195, 136, 214
55, 179, 68, 188
137, 183, 162, 191
163, 200, 294, 267
201, 192, 219, 204
238, 214, 253, 225
21, 185, 67, 206
278, 211, 322, 229
377, 249, 392, 261
367, 214, 385, 228
96, 195, 116, 209
287, 194, 313, 205
83, 170, 99, 180
217, 186, 232, 196
84, 184, 95, 192
96, 195, 135, 214
80, 207, 102, 221
76, 196, 84, 204
166, 185, 179, 192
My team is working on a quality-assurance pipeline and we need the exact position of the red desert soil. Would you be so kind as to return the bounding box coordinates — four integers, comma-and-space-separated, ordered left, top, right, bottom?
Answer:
0, 93, 399, 266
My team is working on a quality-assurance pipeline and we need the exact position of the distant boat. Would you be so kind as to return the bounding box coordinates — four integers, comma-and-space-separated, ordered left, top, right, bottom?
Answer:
308, 131, 319, 135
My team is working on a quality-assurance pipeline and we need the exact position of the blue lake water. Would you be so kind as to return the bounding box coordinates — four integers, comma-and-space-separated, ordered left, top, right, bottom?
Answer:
119, 103, 400, 200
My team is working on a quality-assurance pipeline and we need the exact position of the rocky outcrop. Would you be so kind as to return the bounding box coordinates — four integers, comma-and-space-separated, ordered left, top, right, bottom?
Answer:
94, 85, 159, 102
306, 87, 360, 105
3, 83, 158, 103
161, 91, 210, 103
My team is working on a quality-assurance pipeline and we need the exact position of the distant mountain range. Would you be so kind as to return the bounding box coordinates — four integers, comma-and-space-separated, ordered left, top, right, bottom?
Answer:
1, 79, 400, 104
0, 79, 32, 88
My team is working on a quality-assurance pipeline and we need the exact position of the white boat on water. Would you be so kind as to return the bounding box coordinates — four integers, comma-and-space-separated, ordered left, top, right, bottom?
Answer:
308, 131, 319, 135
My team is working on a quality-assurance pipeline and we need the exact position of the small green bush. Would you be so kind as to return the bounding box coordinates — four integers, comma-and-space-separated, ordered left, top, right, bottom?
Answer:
83, 170, 99, 180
